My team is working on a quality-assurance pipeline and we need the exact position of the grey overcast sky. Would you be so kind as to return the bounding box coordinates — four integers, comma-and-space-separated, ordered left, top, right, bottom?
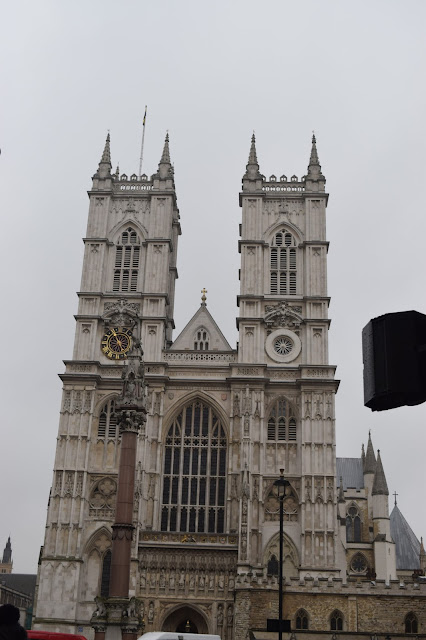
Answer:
1, 0, 425, 574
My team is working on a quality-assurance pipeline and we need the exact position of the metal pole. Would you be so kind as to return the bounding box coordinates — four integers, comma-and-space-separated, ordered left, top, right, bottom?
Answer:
138, 106, 147, 178
279, 489, 284, 640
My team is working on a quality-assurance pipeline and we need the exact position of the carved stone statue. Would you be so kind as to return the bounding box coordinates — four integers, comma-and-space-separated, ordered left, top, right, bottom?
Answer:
148, 601, 154, 623
217, 604, 224, 627
91, 596, 107, 620
178, 569, 185, 589
227, 605, 234, 626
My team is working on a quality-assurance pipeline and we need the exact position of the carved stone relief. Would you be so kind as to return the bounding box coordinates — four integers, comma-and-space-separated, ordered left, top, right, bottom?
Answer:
264, 482, 299, 522
89, 477, 117, 518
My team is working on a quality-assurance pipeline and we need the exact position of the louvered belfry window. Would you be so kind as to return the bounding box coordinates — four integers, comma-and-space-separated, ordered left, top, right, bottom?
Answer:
161, 400, 227, 534
113, 227, 141, 292
267, 398, 297, 441
97, 399, 117, 440
270, 230, 297, 295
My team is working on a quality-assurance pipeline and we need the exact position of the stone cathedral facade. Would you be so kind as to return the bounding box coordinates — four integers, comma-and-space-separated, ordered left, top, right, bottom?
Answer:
34, 134, 425, 638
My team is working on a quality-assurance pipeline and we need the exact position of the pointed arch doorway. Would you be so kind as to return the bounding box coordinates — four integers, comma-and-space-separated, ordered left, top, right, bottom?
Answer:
162, 606, 209, 633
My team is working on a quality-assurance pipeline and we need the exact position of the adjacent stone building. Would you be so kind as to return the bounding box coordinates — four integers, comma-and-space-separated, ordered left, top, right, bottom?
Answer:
33, 133, 425, 638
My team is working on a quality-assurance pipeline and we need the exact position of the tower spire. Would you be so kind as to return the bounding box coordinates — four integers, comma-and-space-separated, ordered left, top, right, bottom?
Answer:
157, 132, 173, 179
306, 132, 325, 189
309, 133, 320, 166
372, 449, 389, 495
160, 132, 171, 164
248, 133, 258, 164
97, 132, 112, 178
363, 431, 376, 474
2, 536, 11, 564
243, 132, 261, 180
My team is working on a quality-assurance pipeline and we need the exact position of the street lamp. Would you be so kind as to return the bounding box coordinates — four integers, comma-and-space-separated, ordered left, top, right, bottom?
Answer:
274, 468, 288, 640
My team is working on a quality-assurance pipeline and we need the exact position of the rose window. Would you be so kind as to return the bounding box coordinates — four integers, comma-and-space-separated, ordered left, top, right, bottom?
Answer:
350, 553, 367, 573
273, 336, 294, 355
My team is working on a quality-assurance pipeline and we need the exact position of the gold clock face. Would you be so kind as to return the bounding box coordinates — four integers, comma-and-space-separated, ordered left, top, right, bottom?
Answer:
101, 327, 132, 360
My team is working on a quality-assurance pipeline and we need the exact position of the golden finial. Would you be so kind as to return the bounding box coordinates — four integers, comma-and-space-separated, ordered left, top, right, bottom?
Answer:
201, 288, 208, 305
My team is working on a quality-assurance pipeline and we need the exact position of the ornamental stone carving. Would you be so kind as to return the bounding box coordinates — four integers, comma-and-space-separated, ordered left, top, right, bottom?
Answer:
264, 300, 303, 333
89, 477, 117, 517
264, 482, 299, 522
103, 299, 140, 328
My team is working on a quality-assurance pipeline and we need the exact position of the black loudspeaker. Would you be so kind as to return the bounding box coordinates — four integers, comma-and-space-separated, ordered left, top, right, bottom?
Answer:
363, 310, 426, 411
267, 619, 291, 632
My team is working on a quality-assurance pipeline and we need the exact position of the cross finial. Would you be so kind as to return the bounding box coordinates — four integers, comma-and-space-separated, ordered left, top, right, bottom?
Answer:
393, 491, 398, 506
201, 287, 208, 305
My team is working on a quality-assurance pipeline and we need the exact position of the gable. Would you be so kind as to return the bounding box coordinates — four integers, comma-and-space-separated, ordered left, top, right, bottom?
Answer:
170, 305, 233, 351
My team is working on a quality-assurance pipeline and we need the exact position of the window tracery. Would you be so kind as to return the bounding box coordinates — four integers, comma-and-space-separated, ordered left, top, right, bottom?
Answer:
346, 503, 362, 542
113, 227, 141, 292
267, 397, 297, 441
270, 230, 298, 295
295, 609, 309, 630
264, 482, 298, 522
405, 612, 418, 634
330, 610, 343, 631
161, 400, 227, 534
350, 552, 368, 574
97, 399, 118, 440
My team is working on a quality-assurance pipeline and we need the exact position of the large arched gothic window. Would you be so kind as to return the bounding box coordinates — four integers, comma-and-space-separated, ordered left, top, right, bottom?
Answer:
346, 504, 362, 542
113, 227, 141, 292
161, 400, 227, 534
270, 230, 298, 295
267, 397, 297, 441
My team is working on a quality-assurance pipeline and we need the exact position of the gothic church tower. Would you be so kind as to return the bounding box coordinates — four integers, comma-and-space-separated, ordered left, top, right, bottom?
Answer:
34, 134, 180, 631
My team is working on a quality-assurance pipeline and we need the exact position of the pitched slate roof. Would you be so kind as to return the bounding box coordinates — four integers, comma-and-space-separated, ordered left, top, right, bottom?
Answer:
336, 457, 364, 490
390, 505, 420, 570
0, 573, 37, 598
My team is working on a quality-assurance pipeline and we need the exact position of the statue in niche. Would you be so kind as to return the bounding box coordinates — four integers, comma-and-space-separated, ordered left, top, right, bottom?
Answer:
148, 474, 155, 499
140, 568, 147, 589
233, 394, 240, 417
178, 569, 185, 589
189, 573, 195, 590
169, 572, 175, 589
218, 573, 224, 590
227, 605, 234, 626
159, 570, 166, 588
209, 573, 215, 590
198, 572, 205, 589
217, 605, 224, 627
148, 602, 154, 623
153, 393, 161, 414
228, 575, 235, 591
231, 476, 238, 499
243, 392, 251, 414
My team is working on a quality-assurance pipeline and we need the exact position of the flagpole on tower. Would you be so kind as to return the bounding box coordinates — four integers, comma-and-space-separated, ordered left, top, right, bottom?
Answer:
139, 106, 147, 177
